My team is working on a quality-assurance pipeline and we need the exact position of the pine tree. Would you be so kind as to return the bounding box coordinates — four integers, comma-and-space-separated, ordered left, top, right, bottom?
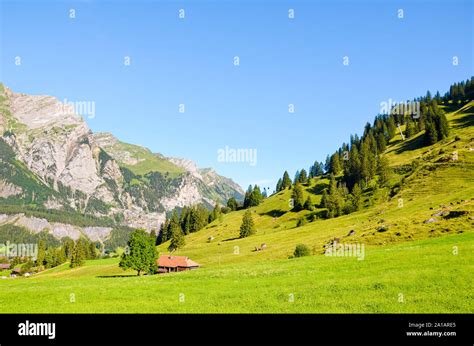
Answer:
293, 170, 300, 185
298, 169, 308, 184
282, 171, 292, 189
239, 210, 256, 238
377, 155, 390, 187
321, 190, 329, 209
292, 182, 305, 211
405, 117, 415, 138
350, 183, 362, 211
210, 201, 221, 222
330, 153, 342, 174
168, 220, 185, 252
360, 140, 371, 185
438, 113, 449, 139
36, 239, 46, 267
62, 237, 75, 259
376, 132, 386, 153
304, 196, 313, 211
70, 240, 85, 268
227, 197, 238, 211
425, 121, 438, 145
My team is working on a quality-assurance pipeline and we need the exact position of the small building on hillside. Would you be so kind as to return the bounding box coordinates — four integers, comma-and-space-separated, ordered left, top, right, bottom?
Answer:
0, 263, 11, 270
157, 255, 200, 273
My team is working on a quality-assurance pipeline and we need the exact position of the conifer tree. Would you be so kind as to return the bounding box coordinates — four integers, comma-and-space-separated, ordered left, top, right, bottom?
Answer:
330, 153, 342, 174
282, 171, 292, 189
292, 182, 305, 211
304, 196, 313, 211
425, 121, 438, 145
227, 197, 238, 211
298, 169, 308, 184
239, 210, 256, 238
36, 239, 46, 267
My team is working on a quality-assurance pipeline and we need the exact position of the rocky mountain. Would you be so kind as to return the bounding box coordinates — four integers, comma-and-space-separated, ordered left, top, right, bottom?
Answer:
0, 84, 244, 242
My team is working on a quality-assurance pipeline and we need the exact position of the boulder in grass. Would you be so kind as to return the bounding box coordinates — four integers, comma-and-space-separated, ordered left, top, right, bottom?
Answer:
424, 217, 438, 224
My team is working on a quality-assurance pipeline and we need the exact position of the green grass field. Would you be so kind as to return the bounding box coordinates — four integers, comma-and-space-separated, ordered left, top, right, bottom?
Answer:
0, 233, 472, 313
0, 101, 472, 313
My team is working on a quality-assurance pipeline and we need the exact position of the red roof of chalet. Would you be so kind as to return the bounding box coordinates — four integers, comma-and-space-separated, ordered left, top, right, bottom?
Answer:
157, 255, 200, 268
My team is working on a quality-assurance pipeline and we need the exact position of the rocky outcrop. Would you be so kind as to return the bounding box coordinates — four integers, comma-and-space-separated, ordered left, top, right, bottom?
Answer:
0, 180, 22, 198
0, 213, 113, 241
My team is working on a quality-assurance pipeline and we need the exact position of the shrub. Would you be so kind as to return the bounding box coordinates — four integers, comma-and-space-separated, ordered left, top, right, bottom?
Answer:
293, 244, 311, 258
296, 217, 307, 227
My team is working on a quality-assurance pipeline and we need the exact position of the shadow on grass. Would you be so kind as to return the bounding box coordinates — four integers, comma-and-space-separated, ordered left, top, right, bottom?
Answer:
451, 111, 474, 129
222, 237, 240, 242
259, 209, 286, 217
308, 182, 327, 195
96, 275, 139, 278
394, 134, 425, 154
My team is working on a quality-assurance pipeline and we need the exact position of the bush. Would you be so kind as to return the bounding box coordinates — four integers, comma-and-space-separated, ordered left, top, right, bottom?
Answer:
296, 217, 307, 227
293, 244, 310, 258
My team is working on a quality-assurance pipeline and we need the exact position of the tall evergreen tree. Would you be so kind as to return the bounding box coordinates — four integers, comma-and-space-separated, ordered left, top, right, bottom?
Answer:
298, 169, 308, 183
291, 182, 305, 211
330, 153, 342, 174
282, 171, 292, 190
425, 121, 438, 145
36, 239, 46, 267
239, 210, 256, 238
304, 196, 313, 211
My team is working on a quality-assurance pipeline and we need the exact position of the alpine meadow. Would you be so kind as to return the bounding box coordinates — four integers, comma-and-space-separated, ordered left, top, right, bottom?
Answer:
0, 80, 473, 313
0, 0, 473, 318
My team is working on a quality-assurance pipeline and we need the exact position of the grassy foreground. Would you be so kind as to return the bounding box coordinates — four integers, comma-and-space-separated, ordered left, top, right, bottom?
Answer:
0, 101, 472, 313
0, 232, 472, 313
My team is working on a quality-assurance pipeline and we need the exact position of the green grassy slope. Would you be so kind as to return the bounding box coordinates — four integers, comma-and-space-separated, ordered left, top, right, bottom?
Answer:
156, 102, 473, 267
0, 101, 472, 313
0, 233, 471, 313
100, 138, 184, 177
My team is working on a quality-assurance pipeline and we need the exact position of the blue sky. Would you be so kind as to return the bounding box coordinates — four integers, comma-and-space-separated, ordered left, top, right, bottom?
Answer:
1, 0, 472, 190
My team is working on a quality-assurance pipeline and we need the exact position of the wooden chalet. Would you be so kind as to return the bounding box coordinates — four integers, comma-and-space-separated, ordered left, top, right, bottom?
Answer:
157, 255, 200, 273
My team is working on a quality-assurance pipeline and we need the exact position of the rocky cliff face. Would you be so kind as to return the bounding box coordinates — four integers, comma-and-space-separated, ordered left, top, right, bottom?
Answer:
0, 84, 244, 240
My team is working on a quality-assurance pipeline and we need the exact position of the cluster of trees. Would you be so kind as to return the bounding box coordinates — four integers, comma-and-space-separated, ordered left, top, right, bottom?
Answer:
37, 237, 98, 269
0, 235, 99, 275
276, 171, 293, 192
243, 185, 264, 208
309, 162, 325, 178
443, 77, 474, 103
291, 182, 313, 212
157, 199, 241, 251
423, 101, 449, 145
67, 238, 98, 268
321, 174, 363, 218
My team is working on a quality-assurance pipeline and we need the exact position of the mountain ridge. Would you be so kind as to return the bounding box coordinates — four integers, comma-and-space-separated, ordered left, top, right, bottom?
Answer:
0, 84, 244, 243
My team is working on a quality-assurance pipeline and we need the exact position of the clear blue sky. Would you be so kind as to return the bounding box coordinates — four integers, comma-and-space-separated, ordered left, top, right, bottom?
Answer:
1, 0, 472, 190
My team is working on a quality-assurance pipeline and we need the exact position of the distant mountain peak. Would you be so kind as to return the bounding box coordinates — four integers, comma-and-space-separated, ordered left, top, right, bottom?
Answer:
0, 85, 244, 236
